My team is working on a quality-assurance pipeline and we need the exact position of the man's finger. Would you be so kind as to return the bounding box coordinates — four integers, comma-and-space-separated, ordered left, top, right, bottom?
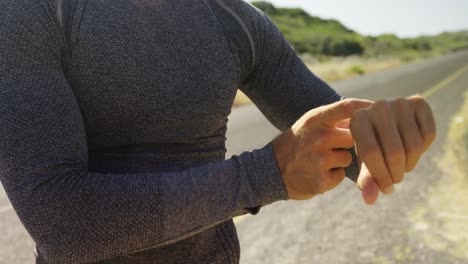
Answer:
392, 99, 425, 172
324, 149, 353, 169
409, 96, 436, 150
319, 98, 373, 127
350, 109, 394, 194
357, 163, 380, 205
327, 128, 355, 149
370, 101, 406, 184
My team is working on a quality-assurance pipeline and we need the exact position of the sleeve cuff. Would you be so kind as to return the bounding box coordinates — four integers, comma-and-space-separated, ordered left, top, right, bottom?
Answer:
237, 143, 289, 214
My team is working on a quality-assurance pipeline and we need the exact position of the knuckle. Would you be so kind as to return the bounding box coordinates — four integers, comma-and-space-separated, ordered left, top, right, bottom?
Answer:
411, 96, 428, 109
374, 100, 389, 109
372, 100, 391, 116
393, 174, 405, 184
392, 98, 409, 111
393, 97, 407, 105
411, 95, 425, 103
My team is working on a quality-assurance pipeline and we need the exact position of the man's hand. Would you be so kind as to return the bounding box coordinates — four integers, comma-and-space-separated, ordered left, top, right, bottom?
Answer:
272, 99, 373, 200
350, 95, 436, 204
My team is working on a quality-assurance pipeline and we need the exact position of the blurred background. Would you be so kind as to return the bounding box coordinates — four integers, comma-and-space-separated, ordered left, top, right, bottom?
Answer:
1, 0, 468, 263
234, 0, 468, 105
230, 1, 468, 264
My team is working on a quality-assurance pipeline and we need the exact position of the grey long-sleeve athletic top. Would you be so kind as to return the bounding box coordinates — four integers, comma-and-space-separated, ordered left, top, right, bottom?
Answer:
0, 0, 358, 263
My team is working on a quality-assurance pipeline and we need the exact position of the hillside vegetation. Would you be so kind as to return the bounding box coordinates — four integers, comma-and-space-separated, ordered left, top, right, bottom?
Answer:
251, 1, 468, 59
233, 2, 468, 106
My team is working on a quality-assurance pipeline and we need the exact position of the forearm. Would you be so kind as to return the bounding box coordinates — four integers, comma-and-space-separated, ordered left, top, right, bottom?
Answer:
4, 143, 286, 263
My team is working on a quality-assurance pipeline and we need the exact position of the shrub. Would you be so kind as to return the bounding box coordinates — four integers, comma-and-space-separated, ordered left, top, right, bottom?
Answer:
348, 65, 366, 75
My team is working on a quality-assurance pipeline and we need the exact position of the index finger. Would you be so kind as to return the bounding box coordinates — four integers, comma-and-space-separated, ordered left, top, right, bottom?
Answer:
320, 98, 374, 127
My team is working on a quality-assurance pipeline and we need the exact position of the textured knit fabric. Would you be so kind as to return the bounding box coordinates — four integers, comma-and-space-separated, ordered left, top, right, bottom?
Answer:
0, 0, 356, 263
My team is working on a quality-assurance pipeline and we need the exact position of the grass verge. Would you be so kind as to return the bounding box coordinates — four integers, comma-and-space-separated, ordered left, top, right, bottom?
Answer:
407, 92, 468, 260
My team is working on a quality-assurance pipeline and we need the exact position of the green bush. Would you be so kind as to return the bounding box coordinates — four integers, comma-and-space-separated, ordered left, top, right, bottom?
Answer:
251, 1, 468, 58
348, 65, 366, 75
252, 1, 365, 56
323, 38, 364, 56
252, 1, 277, 14
399, 51, 420, 62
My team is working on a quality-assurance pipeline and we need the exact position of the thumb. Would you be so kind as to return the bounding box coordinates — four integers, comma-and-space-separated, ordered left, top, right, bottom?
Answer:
320, 98, 373, 127
357, 162, 380, 205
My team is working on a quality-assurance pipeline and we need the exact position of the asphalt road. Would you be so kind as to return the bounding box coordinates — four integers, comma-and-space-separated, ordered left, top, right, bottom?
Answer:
228, 51, 468, 264
1, 51, 467, 263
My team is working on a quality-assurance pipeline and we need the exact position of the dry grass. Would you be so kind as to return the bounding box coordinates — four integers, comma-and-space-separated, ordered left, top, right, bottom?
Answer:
305, 56, 402, 83
445, 92, 468, 175
407, 92, 468, 260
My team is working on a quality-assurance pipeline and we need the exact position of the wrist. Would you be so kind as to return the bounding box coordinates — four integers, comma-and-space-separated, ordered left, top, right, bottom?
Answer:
271, 129, 294, 177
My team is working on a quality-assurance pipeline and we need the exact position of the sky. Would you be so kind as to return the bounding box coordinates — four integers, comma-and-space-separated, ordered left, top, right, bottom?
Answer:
260, 0, 468, 38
